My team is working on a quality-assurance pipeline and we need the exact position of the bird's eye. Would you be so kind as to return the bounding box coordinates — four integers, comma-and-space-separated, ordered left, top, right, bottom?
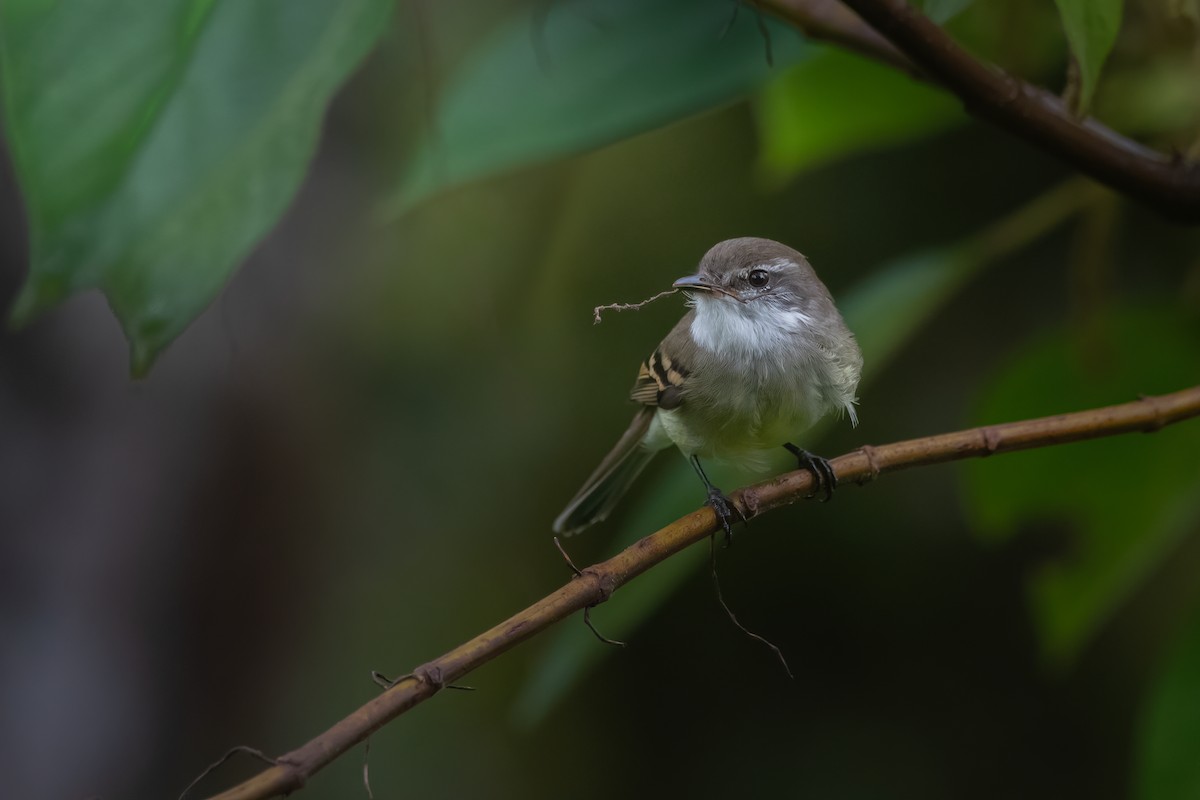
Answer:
747, 269, 769, 288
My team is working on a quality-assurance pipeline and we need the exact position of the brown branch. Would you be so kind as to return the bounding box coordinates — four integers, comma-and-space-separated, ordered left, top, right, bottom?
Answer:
758, 0, 916, 74
759, 0, 1200, 223
199, 386, 1200, 800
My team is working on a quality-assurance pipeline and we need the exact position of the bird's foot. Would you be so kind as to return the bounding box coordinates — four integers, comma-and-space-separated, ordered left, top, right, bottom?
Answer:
784, 444, 837, 502
706, 486, 745, 546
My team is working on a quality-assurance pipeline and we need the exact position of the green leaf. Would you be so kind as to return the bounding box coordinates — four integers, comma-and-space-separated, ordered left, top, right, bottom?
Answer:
962, 308, 1200, 663
1, 0, 392, 374
911, 0, 977, 23
1137, 608, 1200, 800
385, 0, 811, 216
1053, 0, 1124, 113
755, 48, 964, 184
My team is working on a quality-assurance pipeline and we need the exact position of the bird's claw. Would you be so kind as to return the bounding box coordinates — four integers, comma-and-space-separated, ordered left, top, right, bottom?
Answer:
785, 444, 837, 502
706, 486, 745, 546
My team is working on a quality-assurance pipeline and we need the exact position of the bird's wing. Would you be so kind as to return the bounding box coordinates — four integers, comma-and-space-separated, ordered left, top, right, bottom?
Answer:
629, 312, 696, 410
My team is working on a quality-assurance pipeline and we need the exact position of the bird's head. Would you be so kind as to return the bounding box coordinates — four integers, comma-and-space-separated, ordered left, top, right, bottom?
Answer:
673, 237, 825, 316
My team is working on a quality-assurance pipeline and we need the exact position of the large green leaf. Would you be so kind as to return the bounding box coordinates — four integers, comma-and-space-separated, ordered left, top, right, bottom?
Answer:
1053, 0, 1123, 113
385, 0, 812, 216
1, 0, 392, 374
963, 308, 1200, 663
1137, 608, 1200, 800
755, 48, 964, 184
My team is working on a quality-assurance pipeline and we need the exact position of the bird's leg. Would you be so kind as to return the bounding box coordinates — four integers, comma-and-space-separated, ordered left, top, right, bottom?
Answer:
690, 455, 744, 545
783, 443, 837, 502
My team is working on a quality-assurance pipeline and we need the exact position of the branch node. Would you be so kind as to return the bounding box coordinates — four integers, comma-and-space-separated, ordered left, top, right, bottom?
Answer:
738, 488, 762, 518
559, 538, 625, 643
856, 445, 883, 484
997, 70, 1024, 108
1138, 393, 1168, 432
413, 662, 448, 690
980, 426, 1002, 455
579, 567, 618, 604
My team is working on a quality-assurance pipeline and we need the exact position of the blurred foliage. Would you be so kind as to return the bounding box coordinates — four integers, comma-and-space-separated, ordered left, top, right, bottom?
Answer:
912, 0, 978, 22
1136, 606, 1200, 800
755, 48, 965, 183
387, 0, 812, 215
964, 309, 1200, 662
0, 0, 392, 373
1, 1, 1199, 799
1097, 53, 1200, 140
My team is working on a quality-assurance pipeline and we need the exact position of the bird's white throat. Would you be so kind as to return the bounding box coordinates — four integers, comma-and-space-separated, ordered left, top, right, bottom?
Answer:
689, 295, 812, 359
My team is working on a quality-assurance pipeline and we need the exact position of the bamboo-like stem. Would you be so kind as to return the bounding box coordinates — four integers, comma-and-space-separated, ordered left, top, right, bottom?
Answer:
759, 0, 1200, 222
198, 386, 1200, 800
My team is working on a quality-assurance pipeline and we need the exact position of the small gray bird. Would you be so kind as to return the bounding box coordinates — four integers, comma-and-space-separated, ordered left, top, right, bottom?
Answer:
553, 237, 862, 537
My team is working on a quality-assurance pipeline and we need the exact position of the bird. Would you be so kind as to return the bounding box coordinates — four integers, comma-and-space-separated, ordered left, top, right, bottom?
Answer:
553, 237, 862, 538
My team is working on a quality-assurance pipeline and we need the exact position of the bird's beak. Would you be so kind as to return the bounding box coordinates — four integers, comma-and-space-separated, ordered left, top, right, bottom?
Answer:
673, 274, 736, 299
673, 274, 714, 291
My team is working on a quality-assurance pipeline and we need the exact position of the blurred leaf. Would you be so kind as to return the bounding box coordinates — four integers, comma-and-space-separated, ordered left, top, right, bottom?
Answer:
1053, 0, 1123, 113
1170, 0, 1200, 25
912, 0, 977, 23
514, 182, 1096, 726
755, 48, 964, 184
1136, 606, 1200, 800
963, 308, 1200, 662
385, 0, 812, 216
950, 0, 1066, 81
841, 248, 973, 369
842, 177, 1102, 371
1095, 55, 1200, 139
1, 0, 392, 374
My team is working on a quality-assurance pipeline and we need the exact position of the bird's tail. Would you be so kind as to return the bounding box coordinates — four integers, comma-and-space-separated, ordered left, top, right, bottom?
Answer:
553, 408, 661, 536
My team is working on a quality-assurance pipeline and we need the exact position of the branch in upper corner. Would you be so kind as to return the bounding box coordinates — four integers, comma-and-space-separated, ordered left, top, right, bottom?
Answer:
197, 385, 1200, 800
759, 0, 1200, 223
756, 0, 915, 74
